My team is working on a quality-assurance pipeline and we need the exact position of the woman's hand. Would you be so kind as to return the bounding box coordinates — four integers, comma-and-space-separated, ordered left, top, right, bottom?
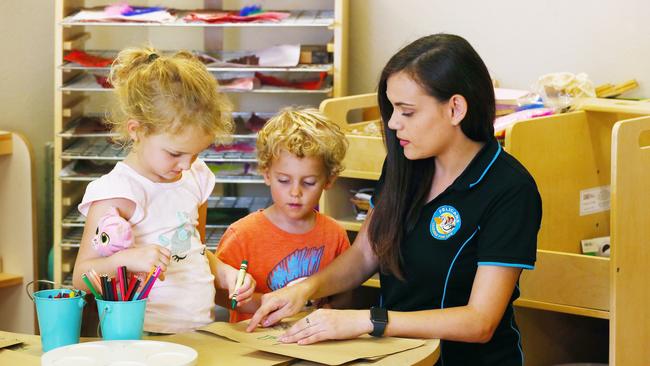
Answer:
246, 282, 314, 332
278, 309, 373, 345
115, 245, 171, 280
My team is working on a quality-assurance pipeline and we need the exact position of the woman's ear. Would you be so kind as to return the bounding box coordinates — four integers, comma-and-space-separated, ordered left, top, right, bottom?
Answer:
448, 95, 468, 126
126, 119, 141, 142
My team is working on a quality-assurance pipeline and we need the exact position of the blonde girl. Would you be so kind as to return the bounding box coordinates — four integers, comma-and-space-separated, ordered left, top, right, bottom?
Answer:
72, 47, 254, 333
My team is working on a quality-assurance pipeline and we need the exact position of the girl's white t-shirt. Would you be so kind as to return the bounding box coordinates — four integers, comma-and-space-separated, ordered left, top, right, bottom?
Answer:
78, 159, 216, 333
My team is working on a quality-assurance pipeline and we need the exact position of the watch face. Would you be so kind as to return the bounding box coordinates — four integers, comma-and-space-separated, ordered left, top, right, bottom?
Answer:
371, 307, 388, 323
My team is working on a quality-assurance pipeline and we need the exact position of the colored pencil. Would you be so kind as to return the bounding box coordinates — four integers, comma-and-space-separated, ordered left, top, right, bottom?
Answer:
137, 266, 161, 300
82, 273, 102, 300
116, 267, 124, 301
120, 266, 128, 301
100, 275, 109, 300
127, 278, 141, 301
111, 277, 118, 301
124, 273, 138, 301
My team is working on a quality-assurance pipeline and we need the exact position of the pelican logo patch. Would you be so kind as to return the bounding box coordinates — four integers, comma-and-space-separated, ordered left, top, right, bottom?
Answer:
430, 205, 461, 240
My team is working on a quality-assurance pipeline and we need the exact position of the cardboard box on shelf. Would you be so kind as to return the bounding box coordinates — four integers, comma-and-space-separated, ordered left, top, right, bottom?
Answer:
581, 236, 610, 257
300, 45, 330, 64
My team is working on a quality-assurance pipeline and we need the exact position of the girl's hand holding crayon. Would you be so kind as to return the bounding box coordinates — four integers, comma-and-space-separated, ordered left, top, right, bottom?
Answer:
113, 245, 171, 281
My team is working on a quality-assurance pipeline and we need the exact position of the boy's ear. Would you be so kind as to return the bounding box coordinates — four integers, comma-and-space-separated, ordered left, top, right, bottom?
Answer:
126, 119, 141, 142
323, 175, 337, 190
262, 169, 272, 186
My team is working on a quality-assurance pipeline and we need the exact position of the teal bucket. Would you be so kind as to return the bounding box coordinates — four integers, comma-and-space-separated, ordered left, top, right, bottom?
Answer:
30, 286, 86, 352
96, 299, 147, 340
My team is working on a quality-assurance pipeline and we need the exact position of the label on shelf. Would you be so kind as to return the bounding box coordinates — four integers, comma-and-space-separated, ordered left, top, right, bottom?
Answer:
579, 185, 610, 216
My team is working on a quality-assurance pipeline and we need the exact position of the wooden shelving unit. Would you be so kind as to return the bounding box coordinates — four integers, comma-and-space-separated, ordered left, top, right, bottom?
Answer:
0, 273, 23, 289
0, 131, 12, 156
53, 1, 348, 285
318, 94, 385, 294
319, 94, 385, 235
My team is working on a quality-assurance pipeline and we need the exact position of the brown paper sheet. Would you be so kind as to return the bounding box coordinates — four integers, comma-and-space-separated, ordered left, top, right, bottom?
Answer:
0, 349, 39, 365
199, 320, 425, 366
0, 337, 22, 349
149, 331, 292, 366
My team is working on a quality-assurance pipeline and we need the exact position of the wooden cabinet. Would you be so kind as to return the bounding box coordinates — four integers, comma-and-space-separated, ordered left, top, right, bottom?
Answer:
0, 131, 37, 333
317, 94, 650, 365
53, 1, 348, 285
318, 94, 385, 288
505, 98, 650, 365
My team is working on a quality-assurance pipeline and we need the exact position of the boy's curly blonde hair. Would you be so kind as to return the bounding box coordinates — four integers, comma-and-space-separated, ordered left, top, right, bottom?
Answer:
257, 107, 348, 177
107, 46, 233, 144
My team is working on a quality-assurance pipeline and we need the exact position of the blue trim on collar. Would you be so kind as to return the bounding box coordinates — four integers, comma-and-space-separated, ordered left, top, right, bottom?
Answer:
441, 227, 480, 309
478, 261, 534, 270
468, 143, 502, 188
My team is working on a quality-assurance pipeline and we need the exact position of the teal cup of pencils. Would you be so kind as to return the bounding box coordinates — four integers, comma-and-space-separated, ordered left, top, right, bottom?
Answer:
96, 298, 147, 340
28, 282, 86, 352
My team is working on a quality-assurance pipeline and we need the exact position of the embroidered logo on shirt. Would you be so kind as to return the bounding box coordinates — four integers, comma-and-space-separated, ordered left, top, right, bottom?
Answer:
430, 205, 461, 240
267, 246, 324, 291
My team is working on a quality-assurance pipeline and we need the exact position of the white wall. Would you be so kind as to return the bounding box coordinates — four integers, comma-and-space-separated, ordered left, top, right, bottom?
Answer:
349, 0, 650, 98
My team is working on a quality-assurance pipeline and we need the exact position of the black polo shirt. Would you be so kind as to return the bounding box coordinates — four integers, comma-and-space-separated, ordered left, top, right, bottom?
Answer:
371, 138, 541, 366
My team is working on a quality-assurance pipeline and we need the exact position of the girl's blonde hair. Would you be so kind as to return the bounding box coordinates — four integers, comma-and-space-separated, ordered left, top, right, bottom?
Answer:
108, 46, 233, 143
257, 107, 348, 177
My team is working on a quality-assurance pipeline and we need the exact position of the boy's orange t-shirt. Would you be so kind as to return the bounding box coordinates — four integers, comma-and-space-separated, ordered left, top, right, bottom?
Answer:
216, 210, 350, 322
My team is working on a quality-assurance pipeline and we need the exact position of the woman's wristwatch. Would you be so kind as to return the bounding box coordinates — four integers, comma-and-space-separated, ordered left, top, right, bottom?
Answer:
369, 306, 388, 337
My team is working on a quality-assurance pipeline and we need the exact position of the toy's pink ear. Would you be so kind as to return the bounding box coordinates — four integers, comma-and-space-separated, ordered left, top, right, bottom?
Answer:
92, 206, 134, 256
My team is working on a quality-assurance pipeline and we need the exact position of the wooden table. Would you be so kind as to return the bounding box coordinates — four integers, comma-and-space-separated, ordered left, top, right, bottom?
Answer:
0, 330, 439, 365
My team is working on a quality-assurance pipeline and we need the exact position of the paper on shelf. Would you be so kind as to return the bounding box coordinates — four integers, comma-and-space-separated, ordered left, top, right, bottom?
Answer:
208, 45, 301, 68
68, 9, 176, 23
494, 87, 532, 105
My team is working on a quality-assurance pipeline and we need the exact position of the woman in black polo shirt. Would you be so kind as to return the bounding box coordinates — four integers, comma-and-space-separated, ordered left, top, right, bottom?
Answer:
247, 33, 542, 366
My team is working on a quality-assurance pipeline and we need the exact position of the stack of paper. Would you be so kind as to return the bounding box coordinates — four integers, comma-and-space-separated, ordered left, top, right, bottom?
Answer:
69, 9, 176, 23
494, 88, 532, 116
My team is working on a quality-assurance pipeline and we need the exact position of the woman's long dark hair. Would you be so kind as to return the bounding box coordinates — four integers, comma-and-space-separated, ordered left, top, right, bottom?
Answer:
368, 34, 496, 280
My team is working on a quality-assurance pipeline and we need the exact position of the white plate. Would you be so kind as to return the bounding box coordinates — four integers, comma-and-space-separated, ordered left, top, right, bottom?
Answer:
41, 340, 197, 366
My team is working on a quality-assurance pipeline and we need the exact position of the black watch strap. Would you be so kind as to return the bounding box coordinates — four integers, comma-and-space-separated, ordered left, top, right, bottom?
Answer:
369, 306, 388, 337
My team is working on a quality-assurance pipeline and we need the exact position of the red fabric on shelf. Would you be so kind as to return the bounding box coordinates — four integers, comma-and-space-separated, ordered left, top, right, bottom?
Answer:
64, 50, 114, 67
184, 11, 289, 23
254, 72, 327, 90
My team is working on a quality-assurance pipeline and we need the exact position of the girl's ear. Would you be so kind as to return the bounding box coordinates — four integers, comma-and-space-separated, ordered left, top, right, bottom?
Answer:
448, 94, 468, 126
126, 119, 141, 142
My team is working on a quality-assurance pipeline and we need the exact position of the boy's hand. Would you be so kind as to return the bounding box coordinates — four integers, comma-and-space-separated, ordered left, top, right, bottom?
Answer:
116, 245, 171, 281
228, 270, 256, 306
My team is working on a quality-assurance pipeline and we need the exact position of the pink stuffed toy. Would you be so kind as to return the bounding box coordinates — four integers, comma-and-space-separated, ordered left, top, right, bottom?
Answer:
92, 206, 134, 256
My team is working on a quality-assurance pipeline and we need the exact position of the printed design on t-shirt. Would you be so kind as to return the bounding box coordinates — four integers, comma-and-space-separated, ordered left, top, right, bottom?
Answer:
267, 246, 325, 291
158, 211, 197, 262
430, 205, 461, 240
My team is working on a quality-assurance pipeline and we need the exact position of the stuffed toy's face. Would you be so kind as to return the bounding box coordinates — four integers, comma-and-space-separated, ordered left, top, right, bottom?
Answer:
92, 206, 134, 257
94, 226, 112, 248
